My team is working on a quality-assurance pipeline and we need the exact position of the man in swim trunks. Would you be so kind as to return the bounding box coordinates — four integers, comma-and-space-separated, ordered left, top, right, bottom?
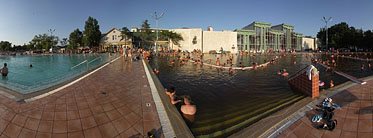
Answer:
1, 63, 8, 77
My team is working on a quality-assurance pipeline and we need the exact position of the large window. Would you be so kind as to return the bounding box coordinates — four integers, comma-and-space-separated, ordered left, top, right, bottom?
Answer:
112, 35, 117, 40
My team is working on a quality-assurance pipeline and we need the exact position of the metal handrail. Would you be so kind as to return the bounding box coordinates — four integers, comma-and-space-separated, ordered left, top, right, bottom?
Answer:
71, 60, 88, 69
88, 56, 102, 64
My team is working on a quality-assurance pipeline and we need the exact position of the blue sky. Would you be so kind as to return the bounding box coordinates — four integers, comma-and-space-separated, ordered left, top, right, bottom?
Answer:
1, 0, 372, 45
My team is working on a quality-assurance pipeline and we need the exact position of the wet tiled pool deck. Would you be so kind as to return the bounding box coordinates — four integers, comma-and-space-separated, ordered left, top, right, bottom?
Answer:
279, 80, 373, 138
0, 57, 163, 138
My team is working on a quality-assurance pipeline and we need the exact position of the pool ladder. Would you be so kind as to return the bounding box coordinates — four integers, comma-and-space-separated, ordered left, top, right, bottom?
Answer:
71, 57, 102, 71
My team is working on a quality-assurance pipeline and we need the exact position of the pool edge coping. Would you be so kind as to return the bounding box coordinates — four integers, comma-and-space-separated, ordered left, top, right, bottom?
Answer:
142, 59, 195, 138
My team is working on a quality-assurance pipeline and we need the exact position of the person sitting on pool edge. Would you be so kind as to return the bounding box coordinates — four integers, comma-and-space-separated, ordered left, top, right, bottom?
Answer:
181, 95, 197, 122
165, 87, 182, 105
0, 63, 8, 77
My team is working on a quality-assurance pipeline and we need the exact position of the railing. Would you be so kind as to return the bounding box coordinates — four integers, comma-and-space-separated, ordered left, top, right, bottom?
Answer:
288, 66, 309, 80
88, 56, 102, 64
71, 56, 104, 71
71, 60, 88, 70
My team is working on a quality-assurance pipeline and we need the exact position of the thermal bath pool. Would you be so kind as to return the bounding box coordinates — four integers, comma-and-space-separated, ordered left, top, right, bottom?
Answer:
149, 52, 372, 137
0, 54, 113, 95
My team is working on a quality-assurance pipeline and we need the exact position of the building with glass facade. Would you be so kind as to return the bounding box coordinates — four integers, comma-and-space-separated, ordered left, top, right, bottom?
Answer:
235, 22, 302, 52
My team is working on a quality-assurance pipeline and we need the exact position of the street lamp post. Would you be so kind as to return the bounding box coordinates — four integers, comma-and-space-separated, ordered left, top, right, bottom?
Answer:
48, 29, 56, 53
321, 17, 332, 51
151, 11, 164, 52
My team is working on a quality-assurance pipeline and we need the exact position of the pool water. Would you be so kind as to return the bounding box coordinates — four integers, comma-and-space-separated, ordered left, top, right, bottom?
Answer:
0, 54, 113, 94
149, 53, 371, 137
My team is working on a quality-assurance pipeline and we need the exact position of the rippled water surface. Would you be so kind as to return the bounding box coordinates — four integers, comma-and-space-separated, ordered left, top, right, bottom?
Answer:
149, 53, 371, 137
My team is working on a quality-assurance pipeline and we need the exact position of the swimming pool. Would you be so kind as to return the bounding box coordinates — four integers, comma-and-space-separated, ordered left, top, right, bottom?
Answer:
149, 52, 372, 137
0, 54, 113, 95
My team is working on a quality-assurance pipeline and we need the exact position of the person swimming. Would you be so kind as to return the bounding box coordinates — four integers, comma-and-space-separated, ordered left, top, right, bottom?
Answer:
330, 80, 334, 88
165, 87, 182, 105
282, 69, 289, 76
181, 95, 197, 122
153, 68, 159, 74
29, 64, 33, 68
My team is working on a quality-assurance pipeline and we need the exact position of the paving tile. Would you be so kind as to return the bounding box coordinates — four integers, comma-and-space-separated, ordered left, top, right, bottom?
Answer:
90, 106, 104, 115
99, 122, 119, 138
18, 128, 37, 138
44, 105, 55, 112
11, 114, 27, 127
38, 120, 53, 133
83, 127, 102, 138
293, 123, 312, 138
117, 106, 132, 116
68, 119, 82, 132
53, 120, 68, 133
0, 118, 10, 132
357, 132, 373, 138
52, 133, 67, 138
322, 128, 341, 138
41, 112, 55, 121
124, 112, 141, 126
79, 109, 92, 118
143, 121, 161, 136
29, 110, 43, 119
340, 131, 357, 138
358, 119, 372, 133
81, 116, 97, 130
68, 131, 85, 138
54, 112, 67, 120
93, 113, 110, 125
106, 109, 122, 121
67, 111, 80, 120
112, 117, 131, 133
67, 103, 78, 111
143, 111, 159, 121
55, 104, 67, 112
342, 118, 358, 132
120, 128, 142, 138
3, 123, 22, 138
36, 132, 52, 138
24, 117, 40, 131
1, 111, 16, 121
102, 103, 115, 112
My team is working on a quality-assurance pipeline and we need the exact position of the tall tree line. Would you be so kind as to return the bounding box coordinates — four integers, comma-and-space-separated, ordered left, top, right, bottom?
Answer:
317, 22, 373, 51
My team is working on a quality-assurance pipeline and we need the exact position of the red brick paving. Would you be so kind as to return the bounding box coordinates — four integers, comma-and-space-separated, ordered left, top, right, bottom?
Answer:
0, 57, 163, 138
279, 80, 373, 138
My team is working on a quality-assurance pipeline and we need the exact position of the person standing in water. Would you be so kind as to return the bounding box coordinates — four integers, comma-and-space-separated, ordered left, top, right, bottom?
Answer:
1, 63, 8, 77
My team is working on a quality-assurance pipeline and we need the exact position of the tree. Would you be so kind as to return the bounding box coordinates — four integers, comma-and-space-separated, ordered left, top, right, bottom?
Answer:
120, 27, 133, 48
83, 16, 101, 48
60, 38, 68, 47
29, 34, 58, 51
139, 20, 152, 48
0, 41, 12, 51
68, 29, 83, 50
161, 30, 183, 50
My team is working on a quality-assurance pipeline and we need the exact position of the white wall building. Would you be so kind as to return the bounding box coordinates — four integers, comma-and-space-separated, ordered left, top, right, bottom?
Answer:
170, 28, 238, 53
203, 30, 237, 53
302, 37, 314, 50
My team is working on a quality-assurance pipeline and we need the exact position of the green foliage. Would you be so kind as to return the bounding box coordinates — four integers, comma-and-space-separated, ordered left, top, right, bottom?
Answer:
161, 30, 183, 45
317, 22, 373, 50
0, 41, 12, 51
120, 27, 133, 47
60, 38, 68, 47
83, 16, 101, 48
29, 34, 59, 50
68, 29, 83, 50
